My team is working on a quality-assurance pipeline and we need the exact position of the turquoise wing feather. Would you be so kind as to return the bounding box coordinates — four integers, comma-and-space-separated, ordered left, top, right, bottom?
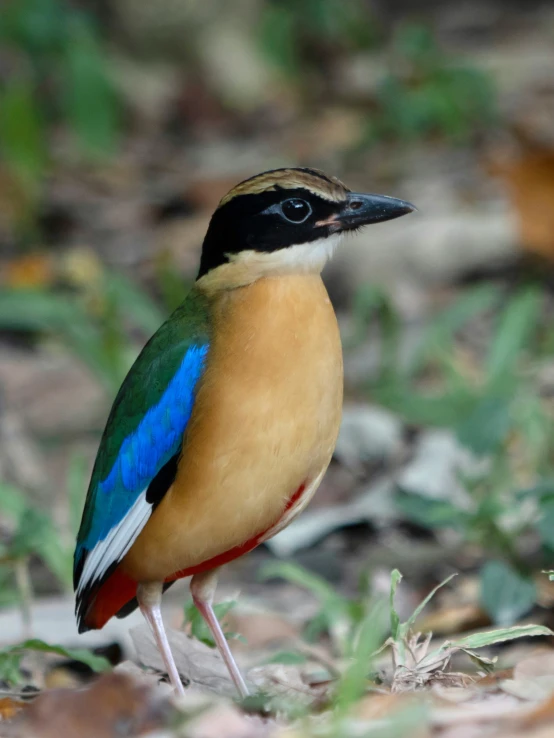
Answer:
74, 288, 211, 620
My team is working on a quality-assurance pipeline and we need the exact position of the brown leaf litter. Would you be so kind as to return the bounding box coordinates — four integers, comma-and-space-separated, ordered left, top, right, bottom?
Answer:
2, 642, 554, 738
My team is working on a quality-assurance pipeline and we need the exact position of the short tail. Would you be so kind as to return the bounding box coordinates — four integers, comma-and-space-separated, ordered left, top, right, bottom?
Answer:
76, 568, 138, 632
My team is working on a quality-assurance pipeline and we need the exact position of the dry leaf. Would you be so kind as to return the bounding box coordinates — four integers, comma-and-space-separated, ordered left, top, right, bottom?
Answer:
186, 702, 273, 738
520, 693, 554, 729
6, 672, 172, 738
130, 624, 244, 697
355, 692, 419, 720
248, 664, 332, 707
416, 604, 489, 637
2, 254, 54, 289
513, 650, 554, 680
492, 141, 554, 261
228, 612, 299, 651
0, 697, 26, 722
500, 650, 554, 702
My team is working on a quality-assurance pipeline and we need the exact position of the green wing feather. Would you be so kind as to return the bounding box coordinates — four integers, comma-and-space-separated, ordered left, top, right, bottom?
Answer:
74, 286, 211, 592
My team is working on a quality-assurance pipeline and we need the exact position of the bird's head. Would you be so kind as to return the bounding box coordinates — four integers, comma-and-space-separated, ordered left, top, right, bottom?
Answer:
197, 168, 415, 290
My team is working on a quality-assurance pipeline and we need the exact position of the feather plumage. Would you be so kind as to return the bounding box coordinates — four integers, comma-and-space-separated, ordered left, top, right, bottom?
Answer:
74, 288, 211, 629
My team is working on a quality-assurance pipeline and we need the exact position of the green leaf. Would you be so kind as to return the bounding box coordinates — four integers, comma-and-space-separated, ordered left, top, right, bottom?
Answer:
104, 272, 166, 336
0, 76, 46, 180
62, 19, 119, 153
183, 599, 237, 648
537, 499, 554, 550
349, 285, 401, 378
10, 508, 72, 589
407, 284, 501, 376
517, 480, 554, 501
485, 288, 542, 386
456, 395, 512, 454
0, 289, 125, 392
265, 651, 307, 665
389, 569, 402, 639
0, 0, 66, 54
260, 561, 352, 650
0, 639, 110, 684
0, 483, 28, 520
335, 602, 387, 713
373, 384, 480, 427
403, 573, 457, 633
67, 452, 88, 537
260, 562, 347, 616
480, 561, 536, 625
450, 624, 553, 651
0, 652, 24, 685
258, 5, 298, 77
395, 490, 469, 529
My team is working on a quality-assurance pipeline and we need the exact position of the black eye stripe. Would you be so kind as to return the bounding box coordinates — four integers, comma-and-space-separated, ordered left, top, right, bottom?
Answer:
281, 198, 312, 223
197, 188, 341, 278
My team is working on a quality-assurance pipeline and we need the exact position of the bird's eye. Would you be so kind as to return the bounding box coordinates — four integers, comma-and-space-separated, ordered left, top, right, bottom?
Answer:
281, 198, 312, 224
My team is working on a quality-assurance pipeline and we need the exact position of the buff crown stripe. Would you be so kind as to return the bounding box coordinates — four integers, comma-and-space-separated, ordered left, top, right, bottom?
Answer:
218, 168, 349, 208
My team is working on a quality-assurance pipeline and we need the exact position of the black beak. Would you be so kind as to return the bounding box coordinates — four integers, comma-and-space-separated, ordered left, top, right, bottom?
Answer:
337, 192, 416, 230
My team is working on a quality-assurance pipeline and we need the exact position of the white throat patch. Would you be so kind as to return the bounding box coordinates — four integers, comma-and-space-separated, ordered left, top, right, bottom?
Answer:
229, 233, 343, 276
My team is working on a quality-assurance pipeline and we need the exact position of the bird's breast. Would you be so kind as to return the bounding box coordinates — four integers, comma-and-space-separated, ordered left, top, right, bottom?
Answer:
123, 274, 343, 581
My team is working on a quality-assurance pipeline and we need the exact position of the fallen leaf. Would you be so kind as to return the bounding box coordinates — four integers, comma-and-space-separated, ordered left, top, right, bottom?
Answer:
355, 692, 419, 720
476, 667, 514, 687
186, 702, 273, 738
513, 650, 554, 680
416, 604, 489, 637
500, 677, 554, 702
248, 663, 332, 708
2, 254, 54, 289
0, 696, 26, 721
430, 685, 477, 704
520, 693, 554, 729
228, 612, 299, 651
6, 672, 172, 738
130, 624, 244, 697
500, 650, 554, 703
492, 140, 554, 261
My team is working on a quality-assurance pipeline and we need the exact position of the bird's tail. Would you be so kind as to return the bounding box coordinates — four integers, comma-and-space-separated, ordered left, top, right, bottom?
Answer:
76, 568, 138, 632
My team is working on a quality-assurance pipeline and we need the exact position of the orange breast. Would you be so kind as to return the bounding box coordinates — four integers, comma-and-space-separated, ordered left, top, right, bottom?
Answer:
122, 273, 343, 582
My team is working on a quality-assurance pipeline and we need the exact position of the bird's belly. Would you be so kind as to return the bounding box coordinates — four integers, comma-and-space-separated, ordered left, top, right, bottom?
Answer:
122, 275, 343, 582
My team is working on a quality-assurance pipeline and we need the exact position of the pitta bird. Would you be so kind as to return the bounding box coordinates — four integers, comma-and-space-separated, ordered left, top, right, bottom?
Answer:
74, 168, 414, 697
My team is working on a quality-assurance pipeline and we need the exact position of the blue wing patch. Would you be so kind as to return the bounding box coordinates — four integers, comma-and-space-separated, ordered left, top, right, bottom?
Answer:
77, 342, 209, 570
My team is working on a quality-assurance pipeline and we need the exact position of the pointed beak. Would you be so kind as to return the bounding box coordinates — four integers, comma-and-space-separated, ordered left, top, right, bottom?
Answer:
337, 192, 416, 230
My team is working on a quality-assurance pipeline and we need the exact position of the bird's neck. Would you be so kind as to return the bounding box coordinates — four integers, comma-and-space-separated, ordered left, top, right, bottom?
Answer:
195, 235, 341, 294
201, 273, 334, 338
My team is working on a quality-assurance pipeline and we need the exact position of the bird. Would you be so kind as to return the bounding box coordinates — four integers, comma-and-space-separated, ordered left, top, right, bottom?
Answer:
73, 167, 414, 698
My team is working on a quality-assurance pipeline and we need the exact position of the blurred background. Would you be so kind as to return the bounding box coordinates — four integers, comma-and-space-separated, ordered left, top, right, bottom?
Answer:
1, 0, 554, 666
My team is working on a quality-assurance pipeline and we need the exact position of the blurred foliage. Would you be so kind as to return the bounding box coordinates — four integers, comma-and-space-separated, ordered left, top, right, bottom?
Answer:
353, 282, 554, 623
183, 598, 240, 648
0, 449, 88, 611
0, 267, 166, 393
258, 6, 495, 143
0, 0, 119, 233
0, 0, 498, 238
260, 564, 551, 719
259, 0, 377, 78
261, 560, 379, 657
0, 638, 109, 685
369, 24, 496, 142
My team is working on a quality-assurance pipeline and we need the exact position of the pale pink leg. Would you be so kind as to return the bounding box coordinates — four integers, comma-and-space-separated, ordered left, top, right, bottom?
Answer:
190, 569, 249, 698
137, 581, 185, 697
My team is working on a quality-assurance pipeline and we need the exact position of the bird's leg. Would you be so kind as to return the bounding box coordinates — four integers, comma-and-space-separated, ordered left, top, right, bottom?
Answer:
190, 569, 249, 699
137, 581, 185, 697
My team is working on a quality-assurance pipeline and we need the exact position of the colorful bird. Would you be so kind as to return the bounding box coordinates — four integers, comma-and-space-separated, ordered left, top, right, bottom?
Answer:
74, 168, 414, 698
